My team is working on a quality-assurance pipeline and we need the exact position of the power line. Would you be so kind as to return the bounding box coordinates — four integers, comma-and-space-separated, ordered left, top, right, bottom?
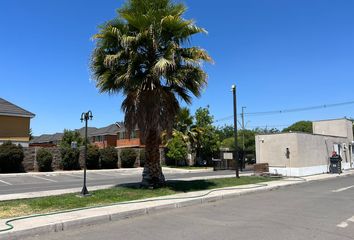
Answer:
214, 100, 354, 123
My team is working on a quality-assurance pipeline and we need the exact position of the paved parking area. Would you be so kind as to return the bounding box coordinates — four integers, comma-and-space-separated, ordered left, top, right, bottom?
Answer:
0, 169, 237, 196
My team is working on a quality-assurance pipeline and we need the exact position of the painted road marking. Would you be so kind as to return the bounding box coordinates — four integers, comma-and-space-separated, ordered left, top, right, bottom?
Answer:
332, 185, 354, 193
337, 215, 354, 229
31, 175, 58, 183
91, 172, 116, 177
337, 222, 348, 228
0, 179, 12, 185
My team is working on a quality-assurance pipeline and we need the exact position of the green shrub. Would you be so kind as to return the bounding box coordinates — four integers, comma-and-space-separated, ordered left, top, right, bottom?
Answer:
87, 145, 100, 169
100, 147, 118, 169
60, 147, 80, 170
0, 141, 24, 173
36, 148, 53, 172
120, 149, 137, 168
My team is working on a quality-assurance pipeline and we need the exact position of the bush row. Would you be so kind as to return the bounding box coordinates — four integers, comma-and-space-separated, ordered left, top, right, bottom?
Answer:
61, 146, 141, 170
0, 142, 144, 173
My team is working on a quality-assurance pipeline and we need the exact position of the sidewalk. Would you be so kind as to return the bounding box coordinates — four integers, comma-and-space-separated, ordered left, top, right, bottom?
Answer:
1, 170, 353, 240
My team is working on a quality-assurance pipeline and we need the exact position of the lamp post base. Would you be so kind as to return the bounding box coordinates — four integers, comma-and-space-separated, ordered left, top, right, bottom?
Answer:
80, 186, 90, 197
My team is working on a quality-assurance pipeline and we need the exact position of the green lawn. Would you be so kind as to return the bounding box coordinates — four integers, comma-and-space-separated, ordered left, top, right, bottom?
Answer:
0, 176, 274, 219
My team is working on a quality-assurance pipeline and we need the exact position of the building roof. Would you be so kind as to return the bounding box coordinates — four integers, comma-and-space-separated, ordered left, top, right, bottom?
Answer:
30, 124, 119, 144
91, 124, 119, 136
0, 98, 35, 118
30, 133, 63, 144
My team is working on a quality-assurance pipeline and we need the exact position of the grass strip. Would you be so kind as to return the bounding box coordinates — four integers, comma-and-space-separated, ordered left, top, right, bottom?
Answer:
0, 176, 274, 219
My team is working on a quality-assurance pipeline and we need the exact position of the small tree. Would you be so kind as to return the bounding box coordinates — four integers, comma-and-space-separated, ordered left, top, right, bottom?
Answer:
59, 129, 82, 170
36, 148, 53, 172
87, 145, 100, 169
120, 149, 138, 168
60, 129, 83, 148
0, 141, 24, 173
166, 133, 188, 166
100, 147, 118, 169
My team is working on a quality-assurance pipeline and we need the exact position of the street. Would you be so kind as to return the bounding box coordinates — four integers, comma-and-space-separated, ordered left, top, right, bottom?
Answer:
0, 169, 236, 196
24, 174, 354, 240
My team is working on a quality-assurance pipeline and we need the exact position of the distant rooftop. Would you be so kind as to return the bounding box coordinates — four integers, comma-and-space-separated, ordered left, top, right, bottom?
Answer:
0, 98, 35, 118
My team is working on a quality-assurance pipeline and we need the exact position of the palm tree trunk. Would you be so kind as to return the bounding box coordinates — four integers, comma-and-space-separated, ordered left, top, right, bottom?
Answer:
141, 129, 165, 188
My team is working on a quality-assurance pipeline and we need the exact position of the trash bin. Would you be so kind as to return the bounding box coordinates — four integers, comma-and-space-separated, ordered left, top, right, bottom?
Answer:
329, 156, 342, 174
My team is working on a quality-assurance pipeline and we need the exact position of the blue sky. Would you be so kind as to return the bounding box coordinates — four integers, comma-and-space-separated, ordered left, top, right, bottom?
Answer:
0, 0, 353, 135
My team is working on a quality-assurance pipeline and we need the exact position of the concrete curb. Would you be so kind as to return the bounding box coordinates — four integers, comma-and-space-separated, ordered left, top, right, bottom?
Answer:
1, 171, 354, 240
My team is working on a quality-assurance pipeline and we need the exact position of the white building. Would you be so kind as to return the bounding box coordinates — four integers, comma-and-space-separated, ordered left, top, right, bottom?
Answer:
255, 118, 353, 176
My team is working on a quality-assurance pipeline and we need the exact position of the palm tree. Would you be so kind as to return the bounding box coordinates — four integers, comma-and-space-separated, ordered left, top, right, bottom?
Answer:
91, 0, 212, 187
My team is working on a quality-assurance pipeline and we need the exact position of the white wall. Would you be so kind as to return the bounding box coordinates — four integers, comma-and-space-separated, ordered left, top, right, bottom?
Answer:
256, 132, 351, 176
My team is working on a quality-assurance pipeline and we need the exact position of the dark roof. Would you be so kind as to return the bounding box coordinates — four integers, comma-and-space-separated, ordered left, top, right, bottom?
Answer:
0, 98, 35, 118
76, 127, 98, 137
30, 133, 63, 144
91, 124, 119, 136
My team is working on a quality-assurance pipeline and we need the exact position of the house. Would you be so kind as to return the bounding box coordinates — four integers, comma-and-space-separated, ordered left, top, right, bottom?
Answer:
255, 118, 354, 176
116, 124, 143, 149
90, 124, 119, 148
30, 122, 144, 149
30, 127, 97, 147
0, 98, 35, 147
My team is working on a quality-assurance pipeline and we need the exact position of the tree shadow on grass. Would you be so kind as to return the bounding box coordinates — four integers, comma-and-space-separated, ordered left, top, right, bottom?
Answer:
115, 180, 216, 192
166, 180, 216, 192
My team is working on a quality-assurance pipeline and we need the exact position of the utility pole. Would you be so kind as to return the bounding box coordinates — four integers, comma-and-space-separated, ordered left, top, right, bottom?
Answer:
232, 85, 240, 178
241, 107, 246, 171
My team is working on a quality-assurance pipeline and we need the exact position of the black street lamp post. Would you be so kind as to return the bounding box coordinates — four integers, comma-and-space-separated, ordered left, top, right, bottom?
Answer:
80, 110, 93, 196
232, 85, 240, 178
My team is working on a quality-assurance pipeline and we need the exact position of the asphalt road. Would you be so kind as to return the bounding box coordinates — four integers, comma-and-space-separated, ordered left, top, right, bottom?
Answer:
0, 169, 236, 195
26, 174, 354, 240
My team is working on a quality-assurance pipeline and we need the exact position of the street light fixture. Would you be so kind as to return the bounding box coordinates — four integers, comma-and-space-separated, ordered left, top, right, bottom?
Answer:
80, 110, 93, 196
232, 85, 240, 178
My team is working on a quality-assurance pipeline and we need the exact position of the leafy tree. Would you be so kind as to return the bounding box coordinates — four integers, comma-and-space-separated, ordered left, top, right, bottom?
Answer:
220, 129, 256, 160
91, 0, 211, 187
216, 125, 234, 141
254, 127, 280, 134
175, 107, 193, 133
166, 132, 188, 166
29, 128, 34, 140
282, 121, 313, 133
194, 107, 220, 163
59, 129, 83, 148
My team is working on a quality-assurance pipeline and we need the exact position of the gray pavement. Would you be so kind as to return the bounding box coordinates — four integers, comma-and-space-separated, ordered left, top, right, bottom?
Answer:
0, 168, 237, 196
24, 174, 354, 240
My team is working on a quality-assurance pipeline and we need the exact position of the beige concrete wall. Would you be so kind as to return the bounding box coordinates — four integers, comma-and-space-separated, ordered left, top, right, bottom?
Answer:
313, 119, 353, 142
0, 115, 30, 142
256, 133, 351, 168
296, 134, 350, 168
256, 133, 299, 168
